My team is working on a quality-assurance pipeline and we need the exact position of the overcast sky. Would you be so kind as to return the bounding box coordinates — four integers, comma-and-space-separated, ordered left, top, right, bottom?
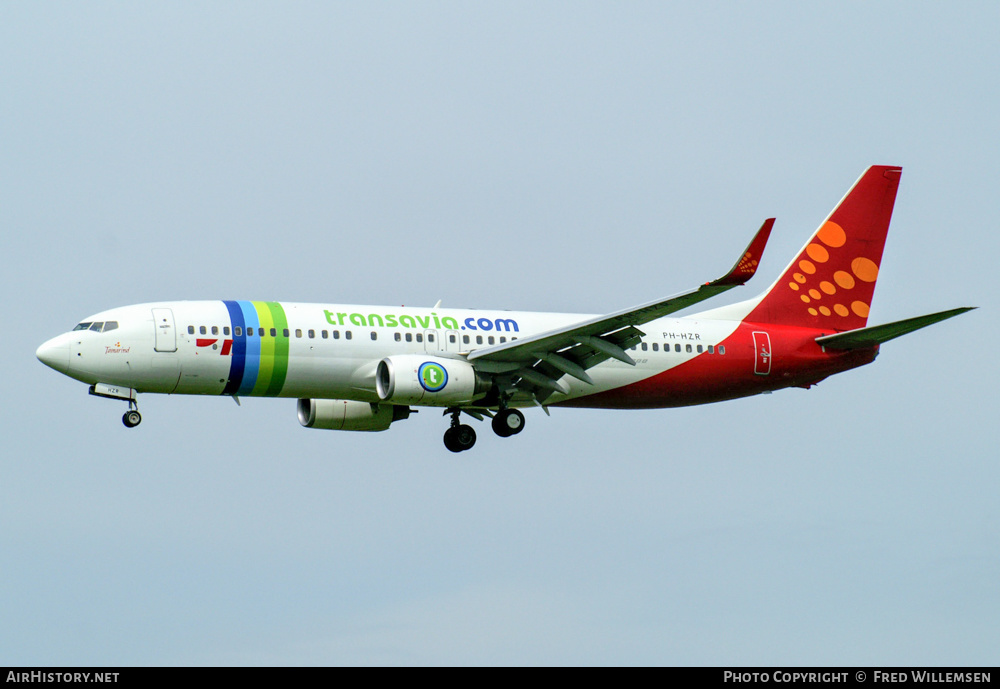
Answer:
2, 2, 997, 666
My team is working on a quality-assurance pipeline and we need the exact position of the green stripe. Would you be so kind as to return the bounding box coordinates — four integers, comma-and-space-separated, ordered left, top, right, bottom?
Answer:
251, 302, 276, 396
264, 301, 289, 396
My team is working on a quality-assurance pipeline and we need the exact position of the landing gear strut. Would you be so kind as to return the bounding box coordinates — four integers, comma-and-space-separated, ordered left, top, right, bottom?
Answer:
443, 408, 476, 453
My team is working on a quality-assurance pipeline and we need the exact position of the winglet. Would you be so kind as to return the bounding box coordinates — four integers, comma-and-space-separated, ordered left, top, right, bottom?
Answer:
709, 218, 774, 287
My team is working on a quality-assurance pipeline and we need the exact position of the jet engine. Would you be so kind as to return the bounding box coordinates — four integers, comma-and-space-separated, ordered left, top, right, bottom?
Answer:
375, 354, 490, 405
297, 398, 410, 432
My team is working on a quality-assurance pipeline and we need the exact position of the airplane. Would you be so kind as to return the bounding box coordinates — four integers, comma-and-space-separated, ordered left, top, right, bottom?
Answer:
36, 165, 974, 452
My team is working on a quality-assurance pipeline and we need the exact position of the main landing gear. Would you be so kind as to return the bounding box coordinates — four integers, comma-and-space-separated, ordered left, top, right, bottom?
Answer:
443, 408, 477, 453
492, 408, 525, 438
442, 405, 526, 452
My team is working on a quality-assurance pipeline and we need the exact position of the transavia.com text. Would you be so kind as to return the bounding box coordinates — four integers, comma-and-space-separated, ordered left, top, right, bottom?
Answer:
724, 671, 991, 683
7, 673, 119, 683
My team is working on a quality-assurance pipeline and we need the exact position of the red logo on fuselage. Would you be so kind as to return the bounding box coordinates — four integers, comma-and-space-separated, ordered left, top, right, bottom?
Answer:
196, 339, 233, 355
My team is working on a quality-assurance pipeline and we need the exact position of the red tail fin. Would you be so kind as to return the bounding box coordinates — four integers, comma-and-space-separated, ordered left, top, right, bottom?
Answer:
744, 165, 902, 330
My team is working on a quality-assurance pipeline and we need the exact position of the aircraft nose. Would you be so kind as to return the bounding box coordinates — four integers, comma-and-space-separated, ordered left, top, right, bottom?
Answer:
36, 335, 70, 373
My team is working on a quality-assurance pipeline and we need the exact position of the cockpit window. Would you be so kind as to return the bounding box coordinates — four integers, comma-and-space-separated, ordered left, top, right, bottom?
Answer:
89, 322, 105, 332
73, 322, 92, 331
103, 321, 118, 332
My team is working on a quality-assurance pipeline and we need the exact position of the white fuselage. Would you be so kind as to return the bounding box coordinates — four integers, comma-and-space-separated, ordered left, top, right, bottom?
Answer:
38, 300, 742, 408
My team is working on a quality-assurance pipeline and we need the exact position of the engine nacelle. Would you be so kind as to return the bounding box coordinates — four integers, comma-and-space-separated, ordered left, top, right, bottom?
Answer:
297, 398, 410, 432
376, 354, 490, 406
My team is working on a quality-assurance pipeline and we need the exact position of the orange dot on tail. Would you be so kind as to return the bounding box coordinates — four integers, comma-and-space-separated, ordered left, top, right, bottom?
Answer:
834, 304, 849, 317
801, 295, 811, 303
819, 306, 831, 316
793, 273, 806, 283
806, 244, 830, 263
852, 301, 870, 317
809, 289, 821, 300
817, 221, 847, 247
820, 281, 836, 295
788, 282, 799, 291
799, 260, 816, 274
808, 308, 818, 316
834, 270, 855, 289
852, 257, 879, 283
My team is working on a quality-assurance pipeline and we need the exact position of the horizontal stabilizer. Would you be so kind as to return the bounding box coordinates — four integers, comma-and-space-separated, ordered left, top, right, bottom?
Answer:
816, 307, 976, 350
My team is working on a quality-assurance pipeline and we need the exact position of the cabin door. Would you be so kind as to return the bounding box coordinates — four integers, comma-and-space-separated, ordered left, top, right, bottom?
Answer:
152, 308, 177, 352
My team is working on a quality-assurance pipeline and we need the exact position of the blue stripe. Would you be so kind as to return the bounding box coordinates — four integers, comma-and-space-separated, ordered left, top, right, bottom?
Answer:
237, 300, 260, 396
222, 300, 246, 395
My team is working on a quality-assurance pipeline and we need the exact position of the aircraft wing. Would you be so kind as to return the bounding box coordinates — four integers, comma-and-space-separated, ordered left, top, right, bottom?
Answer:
467, 219, 774, 401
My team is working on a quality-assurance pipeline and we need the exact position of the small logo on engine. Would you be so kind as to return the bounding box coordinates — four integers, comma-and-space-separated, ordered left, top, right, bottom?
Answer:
418, 362, 448, 392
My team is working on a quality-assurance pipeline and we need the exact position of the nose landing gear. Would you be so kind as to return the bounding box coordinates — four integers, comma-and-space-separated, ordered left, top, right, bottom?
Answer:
89, 384, 142, 428
122, 397, 142, 428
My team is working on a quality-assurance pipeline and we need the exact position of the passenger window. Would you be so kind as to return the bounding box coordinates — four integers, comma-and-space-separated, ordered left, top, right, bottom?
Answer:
188, 325, 195, 334
270, 328, 277, 337
488, 336, 495, 345
463, 335, 470, 344
416, 333, 423, 343
322, 330, 328, 339
235, 326, 242, 336
405, 333, 412, 342
200, 326, 207, 335
697, 345, 703, 353
449, 334, 457, 344
308, 330, 315, 339
675, 344, 681, 352
371, 331, 377, 341
476, 335, 483, 345
258, 328, 265, 337
686, 344, 692, 353
282, 329, 289, 338
224, 327, 230, 336
333, 330, 340, 339
295, 329, 302, 338
500, 337, 506, 343
212, 326, 219, 335
708, 344, 714, 354
652, 343, 659, 351
346, 331, 352, 340
394, 333, 401, 342
719, 345, 726, 355
74, 323, 92, 331
641, 342, 648, 351
428, 333, 434, 342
